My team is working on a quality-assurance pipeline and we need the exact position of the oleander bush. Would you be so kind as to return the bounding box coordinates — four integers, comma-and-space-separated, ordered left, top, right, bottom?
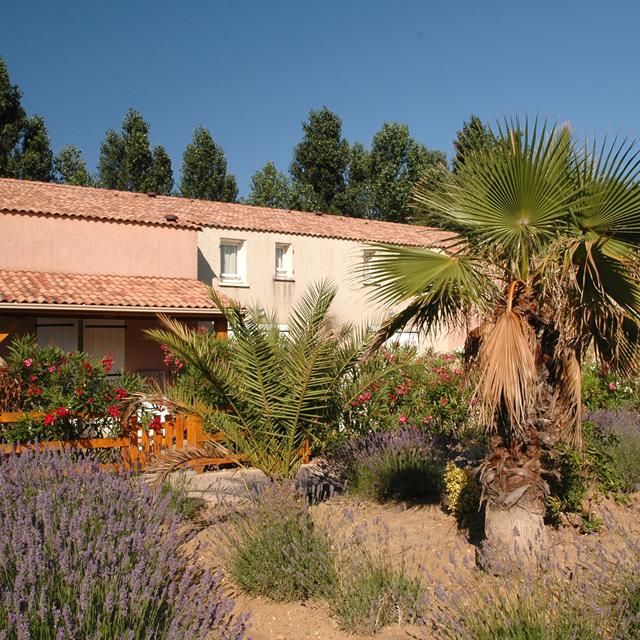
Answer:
0, 450, 248, 640
582, 361, 640, 411
333, 346, 476, 447
326, 426, 445, 502
0, 335, 145, 442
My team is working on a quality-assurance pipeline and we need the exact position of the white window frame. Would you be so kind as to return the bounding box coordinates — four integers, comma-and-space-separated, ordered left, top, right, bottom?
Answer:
274, 243, 293, 280
219, 239, 246, 285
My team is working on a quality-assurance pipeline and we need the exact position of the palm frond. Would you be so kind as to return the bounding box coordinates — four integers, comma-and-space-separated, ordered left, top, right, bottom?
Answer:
474, 310, 538, 441
414, 117, 578, 279
361, 243, 497, 346
575, 135, 640, 244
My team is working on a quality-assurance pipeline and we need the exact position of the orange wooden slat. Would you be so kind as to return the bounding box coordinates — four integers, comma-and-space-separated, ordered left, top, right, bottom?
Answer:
0, 411, 46, 423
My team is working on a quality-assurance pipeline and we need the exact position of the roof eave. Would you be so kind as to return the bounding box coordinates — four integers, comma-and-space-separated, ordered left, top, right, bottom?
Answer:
0, 302, 222, 316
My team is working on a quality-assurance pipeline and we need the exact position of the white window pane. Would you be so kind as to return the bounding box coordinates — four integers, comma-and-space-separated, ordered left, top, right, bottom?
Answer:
221, 244, 238, 275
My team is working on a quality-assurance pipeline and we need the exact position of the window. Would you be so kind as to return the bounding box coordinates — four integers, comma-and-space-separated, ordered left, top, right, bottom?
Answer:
363, 250, 376, 285
275, 243, 293, 279
220, 239, 246, 284
390, 330, 419, 347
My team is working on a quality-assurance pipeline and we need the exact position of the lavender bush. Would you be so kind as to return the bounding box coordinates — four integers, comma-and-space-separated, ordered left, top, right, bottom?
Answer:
0, 450, 248, 640
222, 482, 334, 602
326, 427, 444, 502
587, 409, 640, 493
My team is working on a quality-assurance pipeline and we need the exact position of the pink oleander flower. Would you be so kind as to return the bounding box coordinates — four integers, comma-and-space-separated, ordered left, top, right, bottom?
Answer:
609, 382, 616, 391
398, 413, 408, 424
23, 358, 33, 368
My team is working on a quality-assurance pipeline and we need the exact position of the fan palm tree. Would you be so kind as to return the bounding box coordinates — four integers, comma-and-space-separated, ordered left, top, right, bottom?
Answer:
364, 118, 640, 559
145, 281, 399, 482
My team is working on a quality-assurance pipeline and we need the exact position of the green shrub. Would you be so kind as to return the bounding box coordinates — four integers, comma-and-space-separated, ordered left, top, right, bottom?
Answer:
545, 420, 624, 531
222, 482, 334, 602
587, 409, 640, 493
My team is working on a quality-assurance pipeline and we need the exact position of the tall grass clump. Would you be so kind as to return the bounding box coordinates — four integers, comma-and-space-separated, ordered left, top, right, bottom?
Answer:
222, 482, 334, 602
327, 427, 444, 502
328, 529, 424, 634
0, 450, 248, 640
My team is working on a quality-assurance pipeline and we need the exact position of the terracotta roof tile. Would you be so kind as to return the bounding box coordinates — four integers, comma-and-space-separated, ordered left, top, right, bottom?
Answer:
0, 270, 225, 313
0, 178, 200, 230
0, 178, 449, 247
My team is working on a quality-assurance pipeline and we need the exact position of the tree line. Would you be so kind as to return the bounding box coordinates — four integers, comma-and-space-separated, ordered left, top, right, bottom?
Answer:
0, 56, 492, 223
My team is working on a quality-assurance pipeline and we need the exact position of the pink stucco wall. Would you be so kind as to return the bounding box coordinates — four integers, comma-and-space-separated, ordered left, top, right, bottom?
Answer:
0, 212, 197, 278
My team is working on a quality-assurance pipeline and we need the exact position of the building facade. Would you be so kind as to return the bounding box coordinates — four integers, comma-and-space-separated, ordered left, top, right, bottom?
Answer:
0, 178, 462, 372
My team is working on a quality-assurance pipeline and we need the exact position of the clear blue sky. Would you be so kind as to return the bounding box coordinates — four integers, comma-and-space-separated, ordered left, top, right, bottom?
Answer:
3, 0, 640, 195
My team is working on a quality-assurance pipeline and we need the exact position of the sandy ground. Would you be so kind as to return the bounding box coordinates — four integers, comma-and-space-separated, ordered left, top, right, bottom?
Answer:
178, 467, 640, 640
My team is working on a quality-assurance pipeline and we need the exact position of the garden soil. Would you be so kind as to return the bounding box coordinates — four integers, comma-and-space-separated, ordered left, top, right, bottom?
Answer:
182, 468, 640, 640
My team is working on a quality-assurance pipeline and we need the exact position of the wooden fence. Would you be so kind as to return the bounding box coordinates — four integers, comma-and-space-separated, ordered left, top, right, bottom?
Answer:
0, 412, 244, 473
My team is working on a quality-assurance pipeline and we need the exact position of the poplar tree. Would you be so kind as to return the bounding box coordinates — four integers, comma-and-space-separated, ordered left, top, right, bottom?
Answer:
369, 122, 446, 223
0, 56, 26, 177
54, 145, 94, 186
98, 108, 173, 193
12, 115, 54, 182
247, 161, 292, 208
179, 126, 237, 202
290, 107, 349, 213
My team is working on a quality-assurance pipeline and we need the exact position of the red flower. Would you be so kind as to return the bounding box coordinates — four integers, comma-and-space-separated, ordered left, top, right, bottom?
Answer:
29, 375, 37, 383
100, 356, 114, 373
149, 415, 162, 431
55, 406, 69, 418
107, 405, 120, 418
43, 414, 55, 427
47, 366, 55, 373
88, 397, 94, 404
32, 387, 42, 396
75, 387, 84, 396
398, 413, 408, 424
23, 358, 33, 368
83, 362, 93, 371
440, 397, 448, 407
114, 387, 127, 401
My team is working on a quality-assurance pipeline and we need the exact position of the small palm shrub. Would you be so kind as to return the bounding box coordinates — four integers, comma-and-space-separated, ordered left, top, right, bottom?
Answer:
327, 427, 445, 502
0, 450, 248, 640
146, 281, 386, 481
222, 482, 334, 602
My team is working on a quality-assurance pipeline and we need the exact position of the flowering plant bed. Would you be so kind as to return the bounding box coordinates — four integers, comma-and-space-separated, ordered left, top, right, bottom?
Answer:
0, 335, 145, 442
